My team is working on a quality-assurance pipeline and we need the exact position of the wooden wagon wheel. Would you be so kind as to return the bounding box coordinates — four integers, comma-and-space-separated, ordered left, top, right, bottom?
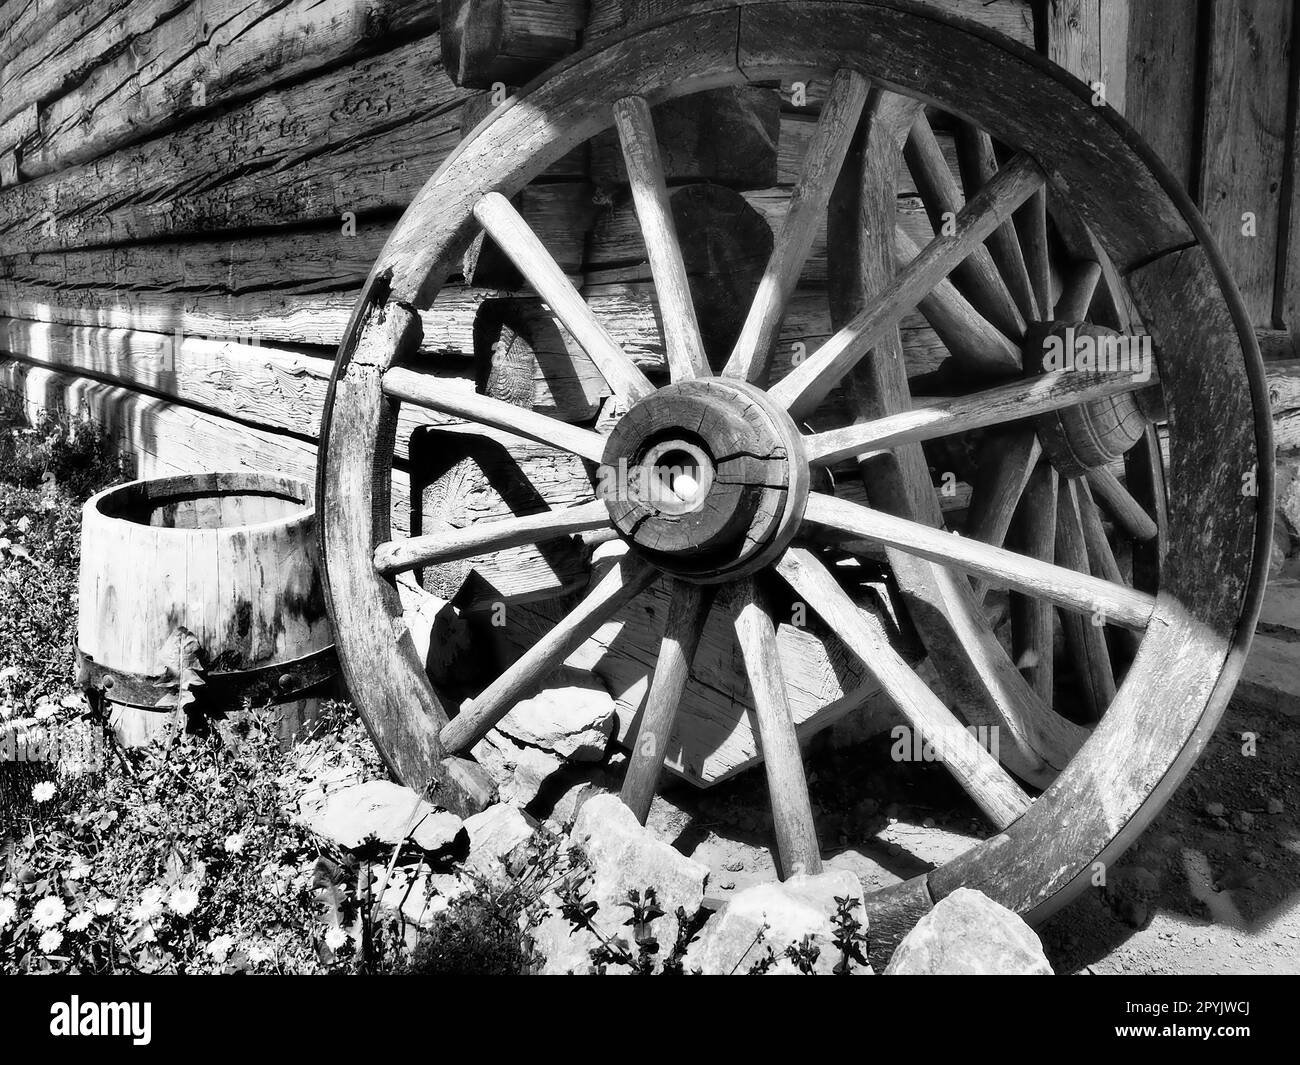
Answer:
317, 0, 1274, 957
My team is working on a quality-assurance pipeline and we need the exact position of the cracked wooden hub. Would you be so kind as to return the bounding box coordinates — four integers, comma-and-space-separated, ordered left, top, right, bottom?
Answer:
600, 378, 809, 581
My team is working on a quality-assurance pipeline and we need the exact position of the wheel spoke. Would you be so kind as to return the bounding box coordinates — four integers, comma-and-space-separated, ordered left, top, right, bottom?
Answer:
1054, 259, 1102, 321
1085, 467, 1159, 542
473, 192, 654, 403
613, 96, 709, 383
439, 553, 658, 753
382, 368, 608, 462
620, 580, 714, 822
1017, 187, 1052, 319
899, 230, 1023, 372
776, 547, 1031, 830
1010, 462, 1058, 701
1076, 477, 1142, 659
373, 500, 611, 576
966, 430, 1042, 603
805, 367, 1157, 467
966, 430, 1042, 550
955, 124, 1040, 324
770, 153, 1043, 417
905, 113, 1025, 338
1056, 478, 1116, 721
724, 68, 870, 384
803, 491, 1156, 629
732, 576, 823, 876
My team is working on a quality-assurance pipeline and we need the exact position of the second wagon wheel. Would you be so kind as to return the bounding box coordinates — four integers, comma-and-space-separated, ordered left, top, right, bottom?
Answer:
317, 0, 1274, 960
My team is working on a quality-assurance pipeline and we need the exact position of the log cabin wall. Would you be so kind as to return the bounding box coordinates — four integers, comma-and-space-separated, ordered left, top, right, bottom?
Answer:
0, 0, 1293, 526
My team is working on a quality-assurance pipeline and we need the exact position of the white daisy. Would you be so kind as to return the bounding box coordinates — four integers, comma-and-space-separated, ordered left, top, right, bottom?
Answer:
324, 926, 349, 951
31, 781, 56, 803
38, 929, 63, 953
67, 911, 94, 933
31, 896, 66, 930
0, 897, 17, 928
206, 934, 235, 962
167, 888, 200, 917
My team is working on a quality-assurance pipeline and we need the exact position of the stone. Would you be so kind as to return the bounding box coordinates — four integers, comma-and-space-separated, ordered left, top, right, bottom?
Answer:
1204, 801, 1225, 818
885, 887, 1053, 975
691, 869, 870, 976
1267, 797, 1285, 815
1235, 810, 1255, 830
497, 668, 616, 761
533, 793, 708, 974
462, 804, 538, 878
472, 729, 566, 807
300, 780, 465, 854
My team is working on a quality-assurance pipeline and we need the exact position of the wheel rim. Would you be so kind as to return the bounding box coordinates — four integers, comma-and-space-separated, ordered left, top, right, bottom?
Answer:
317, 0, 1274, 956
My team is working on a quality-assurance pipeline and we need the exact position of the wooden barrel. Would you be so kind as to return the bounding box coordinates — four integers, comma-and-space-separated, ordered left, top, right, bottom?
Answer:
76, 472, 336, 747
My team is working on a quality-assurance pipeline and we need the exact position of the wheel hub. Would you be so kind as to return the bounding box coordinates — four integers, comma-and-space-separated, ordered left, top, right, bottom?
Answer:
599, 378, 809, 582
1024, 320, 1152, 477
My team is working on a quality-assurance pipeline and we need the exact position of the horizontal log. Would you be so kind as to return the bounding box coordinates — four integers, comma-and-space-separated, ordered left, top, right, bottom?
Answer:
0, 36, 469, 253
1270, 359, 1300, 453
18, 0, 440, 180
0, 0, 142, 126
0, 316, 601, 456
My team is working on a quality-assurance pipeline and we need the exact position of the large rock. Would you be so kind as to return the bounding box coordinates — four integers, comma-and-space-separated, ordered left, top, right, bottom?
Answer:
884, 888, 1052, 975
300, 780, 464, 854
691, 870, 870, 975
533, 793, 708, 974
472, 729, 567, 806
497, 669, 616, 761
462, 803, 538, 878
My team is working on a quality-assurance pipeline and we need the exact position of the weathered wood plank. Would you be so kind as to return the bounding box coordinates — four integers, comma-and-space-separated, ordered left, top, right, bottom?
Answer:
1199, 0, 1293, 325
1045, 0, 1130, 114
19, 0, 440, 180
1124, 0, 1200, 190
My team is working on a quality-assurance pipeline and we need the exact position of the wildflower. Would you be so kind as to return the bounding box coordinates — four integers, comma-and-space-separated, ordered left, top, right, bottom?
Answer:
38, 930, 64, 954
93, 898, 117, 917
246, 942, 275, 965
223, 833, 245, 854
31, 896, 66, 930
67, 911, 94, 933
66, 859, 90, 881
167, 888, 200, 918
0, 898, 16, 929
31, 781, 56, 803
206, 935, 235, 962
33, 700, 56, 721
131, 888, 165, 925
324, 926, 350, 951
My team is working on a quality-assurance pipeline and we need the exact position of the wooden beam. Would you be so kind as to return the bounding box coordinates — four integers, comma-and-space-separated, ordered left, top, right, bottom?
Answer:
441, 0, 585, 89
